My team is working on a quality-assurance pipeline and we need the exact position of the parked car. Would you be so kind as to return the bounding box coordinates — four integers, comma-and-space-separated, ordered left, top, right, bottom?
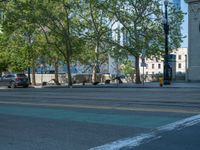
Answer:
0, 73, 29, 88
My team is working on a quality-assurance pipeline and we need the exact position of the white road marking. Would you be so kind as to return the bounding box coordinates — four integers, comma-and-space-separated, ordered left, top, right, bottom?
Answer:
158, 114, 200, 131
89, 133, 155, 150
89, 114, 200, 150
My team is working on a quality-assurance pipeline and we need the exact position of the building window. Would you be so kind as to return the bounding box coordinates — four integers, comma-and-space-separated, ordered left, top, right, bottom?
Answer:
178, 55, 181, 60
178, 63, 182, 68
158, 64, 161, 69
152, 64, 154, 69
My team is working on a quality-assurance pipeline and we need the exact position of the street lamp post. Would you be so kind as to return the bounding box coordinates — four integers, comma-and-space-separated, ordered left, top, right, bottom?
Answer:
163, 0, 170, 85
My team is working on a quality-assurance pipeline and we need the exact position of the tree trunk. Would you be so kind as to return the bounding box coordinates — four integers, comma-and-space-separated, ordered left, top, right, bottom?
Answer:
64, 5, 73, 87
135, 56, 141, 84
66, 59, 72, 86
31, 62, 36, 85
131, 72, 134, 83
54, 60, 60, 85
65, 40, 72, 86
92, 65, 97, 83
92, 42, 100, 83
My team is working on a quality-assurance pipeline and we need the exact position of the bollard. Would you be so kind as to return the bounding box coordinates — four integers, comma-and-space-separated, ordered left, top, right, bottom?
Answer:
159, 77, 163, 87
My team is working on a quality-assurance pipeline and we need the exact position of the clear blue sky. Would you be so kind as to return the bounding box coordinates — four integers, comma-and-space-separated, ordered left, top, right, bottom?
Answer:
181, 1, 188, 48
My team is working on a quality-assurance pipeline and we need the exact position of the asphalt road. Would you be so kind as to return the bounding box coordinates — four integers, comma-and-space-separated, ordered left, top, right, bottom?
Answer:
133, 124, 200, 150
0, 87, 200, 150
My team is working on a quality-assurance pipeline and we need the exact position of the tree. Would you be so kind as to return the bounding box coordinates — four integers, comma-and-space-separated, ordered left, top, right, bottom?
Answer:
121, 60, 135, 83
0, 30, 29, 73
167, 3, 185, 49
0, 1, 82, 86
0, 0, 184, 85
35, 1, 83, 86
0, 40, 9, 74
108, 0, 184, 84
0, 1, 42, 85
77, 0, 115, 83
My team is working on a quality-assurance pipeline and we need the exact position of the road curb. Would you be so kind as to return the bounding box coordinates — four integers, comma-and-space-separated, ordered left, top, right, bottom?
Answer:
34, 84, 200, 89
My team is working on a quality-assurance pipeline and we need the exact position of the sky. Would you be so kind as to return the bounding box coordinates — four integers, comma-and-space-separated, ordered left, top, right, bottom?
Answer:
181, 1, 188, 48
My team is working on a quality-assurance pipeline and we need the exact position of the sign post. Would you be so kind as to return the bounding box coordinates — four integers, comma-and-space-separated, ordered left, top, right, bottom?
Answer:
141, 49, 146, 86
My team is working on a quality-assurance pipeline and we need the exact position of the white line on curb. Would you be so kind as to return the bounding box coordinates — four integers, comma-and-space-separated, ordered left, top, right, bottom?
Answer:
89, 114, 200, 150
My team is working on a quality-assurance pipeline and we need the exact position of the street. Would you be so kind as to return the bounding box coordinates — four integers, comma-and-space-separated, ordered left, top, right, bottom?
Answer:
0, 87, 200, 150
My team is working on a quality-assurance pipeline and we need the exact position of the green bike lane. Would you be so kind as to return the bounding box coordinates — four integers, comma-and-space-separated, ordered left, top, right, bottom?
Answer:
0, 104, 193, 150
0, 105, 186, 128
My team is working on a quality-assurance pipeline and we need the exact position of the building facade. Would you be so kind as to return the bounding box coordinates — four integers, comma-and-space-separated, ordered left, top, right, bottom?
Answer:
140, 48, 188, 81
185, 0, 200, 81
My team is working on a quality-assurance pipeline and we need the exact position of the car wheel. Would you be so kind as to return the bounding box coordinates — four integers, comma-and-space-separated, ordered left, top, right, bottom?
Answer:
10, 82, 16, 88
23, 85, 29, 88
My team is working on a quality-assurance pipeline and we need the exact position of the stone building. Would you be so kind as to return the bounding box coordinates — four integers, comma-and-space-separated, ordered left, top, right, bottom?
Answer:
185, 0, 200, 81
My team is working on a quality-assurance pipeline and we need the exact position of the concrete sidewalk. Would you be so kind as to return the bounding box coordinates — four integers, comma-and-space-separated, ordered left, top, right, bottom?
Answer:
35, 82, 200, 89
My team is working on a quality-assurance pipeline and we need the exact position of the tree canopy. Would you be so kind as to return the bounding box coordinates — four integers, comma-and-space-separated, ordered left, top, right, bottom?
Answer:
0, 0, 184, 84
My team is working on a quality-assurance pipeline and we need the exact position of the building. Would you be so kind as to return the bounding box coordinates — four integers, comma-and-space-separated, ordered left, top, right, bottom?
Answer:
140, 48, 188, 81
172, 48, 187, 73
185, 0, 200, 81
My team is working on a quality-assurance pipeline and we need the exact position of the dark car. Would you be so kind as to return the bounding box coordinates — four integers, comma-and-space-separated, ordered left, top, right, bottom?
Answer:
0, 73, 29, 88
